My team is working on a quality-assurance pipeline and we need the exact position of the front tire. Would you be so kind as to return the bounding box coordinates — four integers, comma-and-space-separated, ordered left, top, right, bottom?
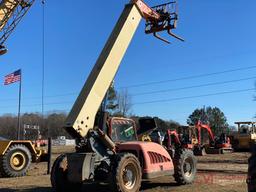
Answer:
0, 144, 31, 177
51, 154, 82, 192
173, 149, 197, 185
111, 153, 142, 192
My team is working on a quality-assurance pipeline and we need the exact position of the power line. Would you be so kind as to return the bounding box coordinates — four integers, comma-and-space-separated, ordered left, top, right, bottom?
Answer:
0, 75, 255, 102
0, 92, 77, 102
131, 76, 256, 96
0, 88, 254, 109
1, 65, 256, 103
133, 88, 255, 105
0, 101, 74, 109
118, 65, 256, 89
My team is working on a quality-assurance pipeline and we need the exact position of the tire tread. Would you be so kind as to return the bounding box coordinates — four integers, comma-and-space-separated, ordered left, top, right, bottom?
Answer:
0, 144, 31, 177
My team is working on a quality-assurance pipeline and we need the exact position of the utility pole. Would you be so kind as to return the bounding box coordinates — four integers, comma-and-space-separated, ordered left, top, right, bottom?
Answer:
17, 71, 22, 140
41, 0, 45, 136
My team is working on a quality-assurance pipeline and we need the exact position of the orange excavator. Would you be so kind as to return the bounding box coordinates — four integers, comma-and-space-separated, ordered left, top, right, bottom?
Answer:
192, 121, 233, 155
164, 121, 233, 155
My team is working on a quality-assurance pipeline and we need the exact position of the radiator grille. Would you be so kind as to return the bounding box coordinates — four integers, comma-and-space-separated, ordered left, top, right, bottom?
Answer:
147, 151, 171, 164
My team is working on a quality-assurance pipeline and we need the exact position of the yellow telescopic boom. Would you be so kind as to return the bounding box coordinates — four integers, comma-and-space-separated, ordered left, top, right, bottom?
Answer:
64, 0, 181, 139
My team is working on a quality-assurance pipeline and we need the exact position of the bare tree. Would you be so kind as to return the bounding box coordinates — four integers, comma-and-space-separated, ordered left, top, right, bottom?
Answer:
0, 112, 71, 140
115, 89, 132, 117
0, 114, 17, 139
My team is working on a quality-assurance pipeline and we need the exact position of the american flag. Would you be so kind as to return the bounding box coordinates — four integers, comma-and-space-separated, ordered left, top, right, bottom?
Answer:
4, 69, 21, 85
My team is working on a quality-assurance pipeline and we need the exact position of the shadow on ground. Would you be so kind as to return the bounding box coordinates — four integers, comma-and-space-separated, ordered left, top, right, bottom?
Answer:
198, 169, 246, 175
141, 181, 178, 190
0, 181, 179, 192
0, 188, 51, 192
199, 160, 247, 164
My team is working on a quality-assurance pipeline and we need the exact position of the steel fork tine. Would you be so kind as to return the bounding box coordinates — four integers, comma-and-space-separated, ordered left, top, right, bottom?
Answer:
153, 32, 171, 44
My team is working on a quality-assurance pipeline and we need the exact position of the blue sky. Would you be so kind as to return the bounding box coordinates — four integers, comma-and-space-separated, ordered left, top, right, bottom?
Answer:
0, 0, 255, 126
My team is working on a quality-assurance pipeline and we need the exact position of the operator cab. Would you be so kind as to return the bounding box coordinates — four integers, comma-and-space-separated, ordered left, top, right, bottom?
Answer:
240, 125, 249, 134
109, 117, 137, 143
236, 122, 256, 135
251, 123, 256, 134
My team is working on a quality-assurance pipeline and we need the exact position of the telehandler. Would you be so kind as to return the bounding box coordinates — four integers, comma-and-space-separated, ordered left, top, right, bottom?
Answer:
50, 1, 196, 192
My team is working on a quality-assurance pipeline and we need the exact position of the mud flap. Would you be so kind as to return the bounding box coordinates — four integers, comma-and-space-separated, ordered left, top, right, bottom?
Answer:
67, 153, 95, 183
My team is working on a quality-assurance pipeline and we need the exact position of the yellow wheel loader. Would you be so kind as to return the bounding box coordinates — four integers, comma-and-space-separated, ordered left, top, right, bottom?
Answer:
0, 140, 47, 177
230, 122, 256, 151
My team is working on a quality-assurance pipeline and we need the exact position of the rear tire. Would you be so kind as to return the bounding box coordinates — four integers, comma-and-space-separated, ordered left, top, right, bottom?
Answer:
233, 139, 239, 152
173, 149, 197, 185
111, 153, 142, 192
194, 146, 206, 156
0, 144, 31, 177
51, 154, 82, 192
248, 144, 256, 192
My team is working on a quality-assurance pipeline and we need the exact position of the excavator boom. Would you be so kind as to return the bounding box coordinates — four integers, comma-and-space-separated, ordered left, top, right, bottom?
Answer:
195, 121, 215, 145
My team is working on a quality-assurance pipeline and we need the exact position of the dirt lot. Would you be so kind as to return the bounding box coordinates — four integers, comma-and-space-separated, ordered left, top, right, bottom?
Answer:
0, 146, 250, 192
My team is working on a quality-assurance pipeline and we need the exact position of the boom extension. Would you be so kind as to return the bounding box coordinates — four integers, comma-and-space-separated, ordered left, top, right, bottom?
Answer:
65, 0, 183, 139
141, 1, 184, 43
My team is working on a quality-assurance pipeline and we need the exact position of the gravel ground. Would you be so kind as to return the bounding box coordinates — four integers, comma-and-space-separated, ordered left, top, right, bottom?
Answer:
0, 146, 250, 192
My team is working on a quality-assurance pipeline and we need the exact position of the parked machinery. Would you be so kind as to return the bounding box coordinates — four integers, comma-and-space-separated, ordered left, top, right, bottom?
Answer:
50, 1, 196, 192
230, 122, 256, 151
0, 139, 47, 177
136, 117, 162, 143
110, 116, 231, 156
136, 117, 194, 149
173, 122, 233, 155
192, 121, 233, 155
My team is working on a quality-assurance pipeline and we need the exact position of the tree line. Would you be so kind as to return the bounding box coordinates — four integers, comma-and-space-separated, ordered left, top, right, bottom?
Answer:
0, 105, 231, 140
0, 112, 181, 140
0, 113, 69, 140
107, 86, 232, 136
0, 83, 232, 140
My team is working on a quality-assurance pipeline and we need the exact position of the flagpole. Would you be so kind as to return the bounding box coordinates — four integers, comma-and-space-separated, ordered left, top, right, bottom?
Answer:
17, 69, 22, 140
